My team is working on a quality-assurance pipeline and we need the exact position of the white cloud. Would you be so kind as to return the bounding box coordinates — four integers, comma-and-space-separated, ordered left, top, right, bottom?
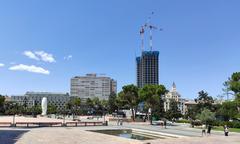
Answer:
35, 51, 56, 63
9, 64, 50, 75
0, 63, 4, 67
23, 51, 39, 61
23, 50, 56, 63
64, 55, 73, 60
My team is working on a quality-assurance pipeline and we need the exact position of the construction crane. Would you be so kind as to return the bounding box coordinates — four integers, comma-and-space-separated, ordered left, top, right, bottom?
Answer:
140, 12, 162, 51
140, 26, 145, 52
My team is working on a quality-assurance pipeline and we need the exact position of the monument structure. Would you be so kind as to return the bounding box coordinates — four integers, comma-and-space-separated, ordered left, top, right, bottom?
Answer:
41, 97, 47, 116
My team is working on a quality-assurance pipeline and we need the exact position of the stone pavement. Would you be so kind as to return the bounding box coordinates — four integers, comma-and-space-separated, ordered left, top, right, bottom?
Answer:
0, 117, 240, 144
15, 127, 141, 144
0, 126, 239, 144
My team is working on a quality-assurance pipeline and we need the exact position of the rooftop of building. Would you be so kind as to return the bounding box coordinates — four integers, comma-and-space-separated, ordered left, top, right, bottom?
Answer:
136, 51, 159, 58
142, 50, 159, 56
25, 91, 69, 95
72, 73, 116, 80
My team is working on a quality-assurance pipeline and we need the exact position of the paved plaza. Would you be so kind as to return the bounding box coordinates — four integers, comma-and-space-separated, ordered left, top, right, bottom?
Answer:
0, 116, 240, 144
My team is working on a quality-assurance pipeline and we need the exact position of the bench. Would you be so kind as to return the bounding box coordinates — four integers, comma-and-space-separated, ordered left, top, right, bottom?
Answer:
0, 122, 12, 127
15, 122, 62, 127
65, 121, 78, 127
65, 121, 104, 127
79, 121, 103, 126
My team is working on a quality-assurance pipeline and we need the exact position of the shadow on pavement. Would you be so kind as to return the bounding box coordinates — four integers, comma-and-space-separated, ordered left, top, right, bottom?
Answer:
0, 130, 29, 144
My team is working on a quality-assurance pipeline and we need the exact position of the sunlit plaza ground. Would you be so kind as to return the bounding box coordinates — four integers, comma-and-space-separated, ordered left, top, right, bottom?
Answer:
0, 116, 240, 144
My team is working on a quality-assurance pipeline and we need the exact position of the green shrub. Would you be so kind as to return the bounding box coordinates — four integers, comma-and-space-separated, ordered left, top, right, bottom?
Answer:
212, 120, 240, 128
177, 119, 190, 123
191, 120, 202, 126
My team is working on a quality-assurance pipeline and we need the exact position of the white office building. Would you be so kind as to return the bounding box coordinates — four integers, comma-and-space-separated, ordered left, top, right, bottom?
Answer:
70, 74, 117, 100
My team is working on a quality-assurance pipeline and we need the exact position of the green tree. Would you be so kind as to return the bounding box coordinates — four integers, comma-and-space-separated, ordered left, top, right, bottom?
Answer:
139, 84, 167, 124
195, 90, 214, 112
30, 105, 41, 116
4, 102, 21, 125
196, 108, 215, 125
225, 72, 240, 113
216, 101, 239, 121
108, 92, 118, 114
228, 72, 240, 100
47, 104, 57, 114
185, 105, 198, 120
166, 99, 182, 121
86, 98, 93, 108
66, 97, 81, 118
118, 84, 139, 121
0, 95, 5, 114
91, 97, 108, 116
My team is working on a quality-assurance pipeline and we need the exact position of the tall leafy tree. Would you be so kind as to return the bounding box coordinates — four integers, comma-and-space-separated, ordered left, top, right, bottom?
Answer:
166, 99, 182, 121
118, 84, 139, 121
66, 97, 81, 117
216, 101, 239, 121
108, 92, 118, 113
228, 72, 240, 100
139, 84, 167, 124
225, 72, 240, 113
195, 90, 214, 112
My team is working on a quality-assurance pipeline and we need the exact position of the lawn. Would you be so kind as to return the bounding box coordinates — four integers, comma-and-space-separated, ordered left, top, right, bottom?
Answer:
213, 127, 240, 133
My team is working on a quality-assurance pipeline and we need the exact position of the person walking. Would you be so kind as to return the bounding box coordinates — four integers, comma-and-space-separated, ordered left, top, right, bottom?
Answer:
164, 120, 167, 129
202, 124, 206, 136
207, 125, 212, 136
224, 125, 229, 136
117, 115, 120, 126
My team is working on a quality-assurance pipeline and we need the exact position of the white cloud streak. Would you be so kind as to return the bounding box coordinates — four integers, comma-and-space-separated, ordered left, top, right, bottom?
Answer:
35, 51, 56, 63
64, 55, 73, 60
23, 50, 56, 63
23, 51, 39, 61
9, 64, 50, 75
0, 63, 4, 67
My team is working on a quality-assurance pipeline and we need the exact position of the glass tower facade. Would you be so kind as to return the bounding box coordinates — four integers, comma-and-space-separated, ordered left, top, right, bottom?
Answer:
136, 51, 159, 88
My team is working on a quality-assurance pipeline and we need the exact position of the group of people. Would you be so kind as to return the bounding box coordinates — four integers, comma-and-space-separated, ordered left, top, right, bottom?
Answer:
201, 124, 212, 136
202, 124, 229, 136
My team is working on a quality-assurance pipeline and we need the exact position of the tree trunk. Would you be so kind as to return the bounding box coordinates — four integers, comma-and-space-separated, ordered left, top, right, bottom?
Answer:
131, 107, 135, 121
134, 106, 138, 120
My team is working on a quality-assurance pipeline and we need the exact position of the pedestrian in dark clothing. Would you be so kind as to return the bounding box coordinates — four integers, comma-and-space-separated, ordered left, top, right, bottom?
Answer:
164, 120, 167, 129
207, 125, 212, 135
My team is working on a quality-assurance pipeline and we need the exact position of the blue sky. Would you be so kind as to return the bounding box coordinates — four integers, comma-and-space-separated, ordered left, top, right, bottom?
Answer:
0, 0, 239, 99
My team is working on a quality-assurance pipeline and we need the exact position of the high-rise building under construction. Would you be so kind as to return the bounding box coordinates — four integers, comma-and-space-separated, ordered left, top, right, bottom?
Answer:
136, 51, 159, 88
136, 14, 160, 88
